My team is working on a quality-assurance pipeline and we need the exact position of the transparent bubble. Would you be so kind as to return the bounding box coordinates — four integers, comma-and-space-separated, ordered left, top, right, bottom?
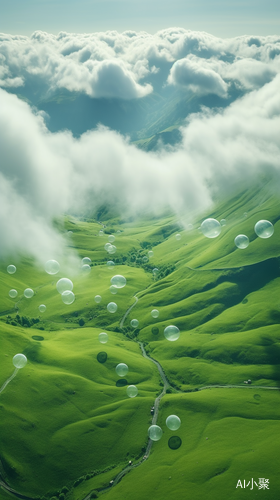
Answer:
130, 319, 139, 328
110, 285, 118, 294
151, 309, 159, 318
104, 243, 112, 251
166, 415, 181, 431
82, 257, 91, 265
175, 234, 181, 240
7, 265, 16, 274
107, 261, 115, 268
45, 260, 60, 275
108, 235, 115, 243
254, 220, 274, 239
39, 304, 46, 313
110, 275, 126, 288
94, 295, 102, 303
187, 224, 193, 230
126, 385, 138, 398
99, 230, 104, 236
116, 363, 128, 377
56, 278, 74, 294
234, 234, 249, 249
220, 219, 226, 226
13, 353, 27, 369
201, 218, 222, 238
81, 264, 91, 274
99, 332, 109, 344
24, 288, 34, 298
142, 256, 149, 263
61, 291, 75, 305
116, 230, 121, 234
108, 245, 117, 255
148, 250, 154, 258
107, 302, 117, 313
152, 268, 159, 276
164, 325, 180, 341
243, 212, 248, 218
148, 425, 163, 441
9, 289, 18, 298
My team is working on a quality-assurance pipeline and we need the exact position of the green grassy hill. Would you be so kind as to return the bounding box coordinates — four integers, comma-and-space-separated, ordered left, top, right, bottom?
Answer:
0, 180, 279, 500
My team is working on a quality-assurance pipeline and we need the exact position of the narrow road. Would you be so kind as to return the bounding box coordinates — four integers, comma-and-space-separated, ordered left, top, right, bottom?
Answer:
120, 296, 138, 329
0, 368, 18, 395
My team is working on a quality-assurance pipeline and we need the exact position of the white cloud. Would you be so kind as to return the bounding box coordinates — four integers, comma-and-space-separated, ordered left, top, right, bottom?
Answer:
1, 70, 280, 263
1, 29, 280, 99
167, 57, 228, 97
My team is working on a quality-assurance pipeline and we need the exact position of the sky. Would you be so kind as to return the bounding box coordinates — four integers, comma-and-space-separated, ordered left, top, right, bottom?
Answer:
0, 1, 280, 265
0, 0, 280, 38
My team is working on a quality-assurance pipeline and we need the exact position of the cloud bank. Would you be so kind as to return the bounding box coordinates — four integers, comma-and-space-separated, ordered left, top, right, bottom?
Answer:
1, 64, 280, 263
1, 28, 280, 99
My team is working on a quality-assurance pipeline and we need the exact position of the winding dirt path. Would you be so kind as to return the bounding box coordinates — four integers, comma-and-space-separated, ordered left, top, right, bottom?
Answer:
0, 368, 19, 395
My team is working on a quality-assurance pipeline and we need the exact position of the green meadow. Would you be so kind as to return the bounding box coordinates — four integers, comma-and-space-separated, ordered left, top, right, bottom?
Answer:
0, 181, 280, 500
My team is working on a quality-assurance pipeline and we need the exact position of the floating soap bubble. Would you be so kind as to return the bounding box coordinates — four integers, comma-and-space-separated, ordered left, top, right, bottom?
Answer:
234, 234, 249, 249
130, 319, 139, 328
99, 332, 109, 344
187, 224, 193, 230
152, 268, 159, 276
13, 353, 27, 369
126, 385, 138, 398
108, 245, 117, 254
164, 325, 180, 341
39, 304, 46, 313
175, 234, 181, 240
151, 309, 159, 318
148, 250, 154, 258
166, 415, 181, 431
107, 302, 117, 313
107, 261, 115, 268
110, 285, 118, 294
9, 289, 18, 298
24, 288, 34, 298
81, 264, 91, 274
45, 260, 60, 275
82, 257, 91, 265
142, 256, 149, 263
67, 230, 73, 235
116, 230, 121, 234
104, 243, 112, 251
108, 235, 115, 243
56, 278, 73, 294
61, 291, 75, 305
7, 265, 16, 274
116, 363, 128, 377
254, 220, 274, 239
94, 295, 102, 303
110, 275, 126, 288
148, 425, 163, 441
99, 230, 104, 236
243, 212, 248, 218
201, 218, 221, 238
220, 219, 226, 226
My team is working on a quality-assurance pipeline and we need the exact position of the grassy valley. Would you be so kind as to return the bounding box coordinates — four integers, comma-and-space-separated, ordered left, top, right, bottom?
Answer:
0, 181, 280, 500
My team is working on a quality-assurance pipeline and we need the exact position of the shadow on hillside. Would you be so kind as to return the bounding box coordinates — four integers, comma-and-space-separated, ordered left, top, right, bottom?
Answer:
263, 340, 280, 387
219, 257, 280, 306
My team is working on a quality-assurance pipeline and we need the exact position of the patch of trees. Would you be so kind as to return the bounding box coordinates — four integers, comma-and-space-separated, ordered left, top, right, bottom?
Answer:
6, 314, 40, 328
